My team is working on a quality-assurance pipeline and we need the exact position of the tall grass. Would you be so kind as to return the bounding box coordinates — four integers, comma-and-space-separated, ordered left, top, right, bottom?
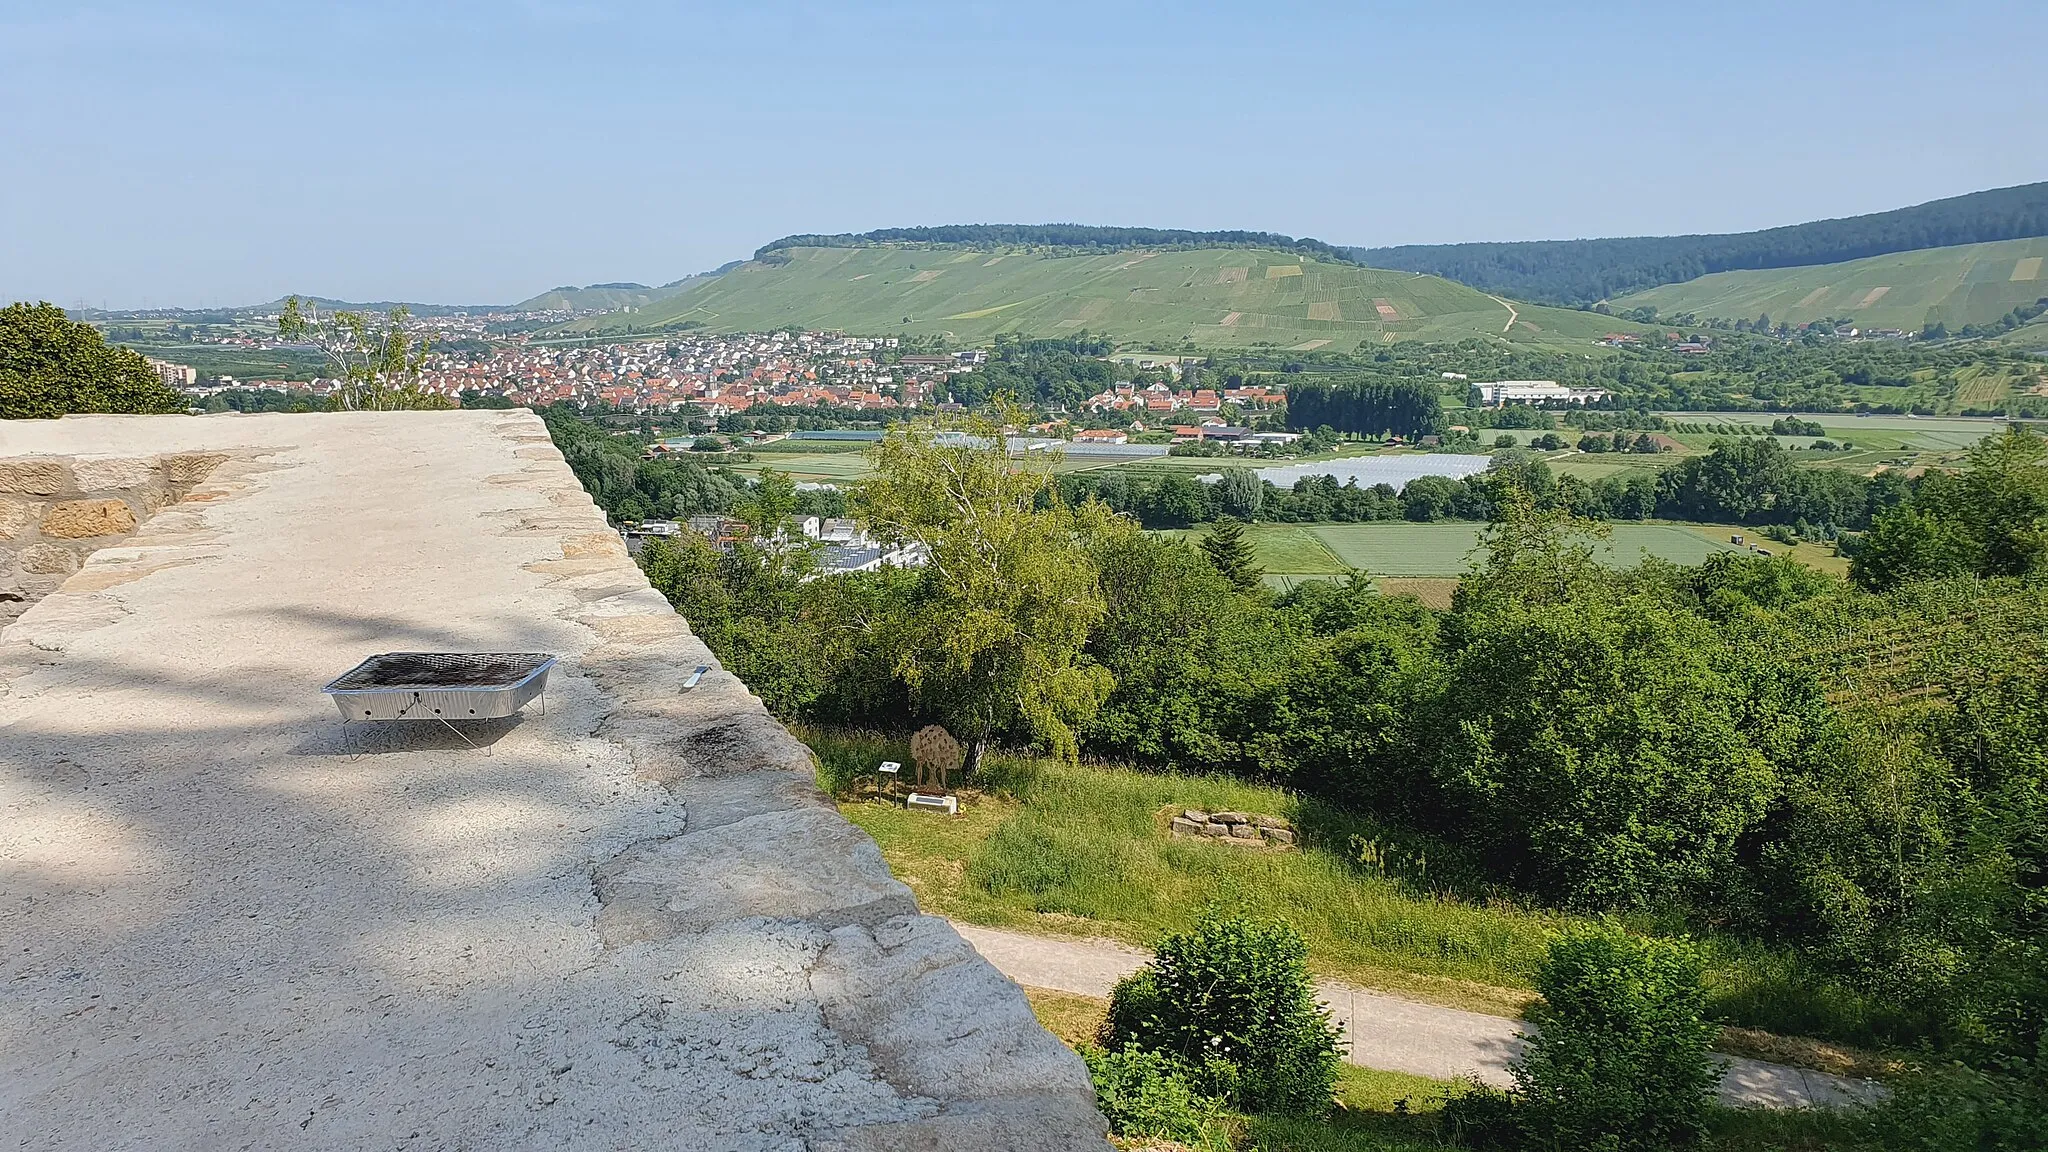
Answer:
807, 729, 1909, 1048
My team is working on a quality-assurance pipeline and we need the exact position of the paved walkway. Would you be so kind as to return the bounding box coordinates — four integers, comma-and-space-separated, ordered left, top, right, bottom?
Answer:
954, 922, 1886, 1110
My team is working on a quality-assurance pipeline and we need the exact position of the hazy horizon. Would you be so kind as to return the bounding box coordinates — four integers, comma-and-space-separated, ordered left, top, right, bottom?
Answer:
5, 0, 2044, 309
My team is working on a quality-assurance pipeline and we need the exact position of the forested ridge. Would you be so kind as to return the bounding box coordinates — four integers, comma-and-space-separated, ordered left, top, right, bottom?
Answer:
1354, 181, 2048, 307
754, 223, 1357, 264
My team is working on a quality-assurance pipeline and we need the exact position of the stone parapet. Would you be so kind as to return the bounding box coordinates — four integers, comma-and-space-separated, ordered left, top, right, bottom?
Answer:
0, 412, 1104, 1150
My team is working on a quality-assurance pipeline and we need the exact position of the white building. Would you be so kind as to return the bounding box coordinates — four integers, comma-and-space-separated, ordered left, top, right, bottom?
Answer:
149, 359, 199, 389
1473, 380, 1611, 407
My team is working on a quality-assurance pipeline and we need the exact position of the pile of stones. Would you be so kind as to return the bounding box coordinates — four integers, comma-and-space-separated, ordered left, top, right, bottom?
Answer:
1168, 808, 1295, 847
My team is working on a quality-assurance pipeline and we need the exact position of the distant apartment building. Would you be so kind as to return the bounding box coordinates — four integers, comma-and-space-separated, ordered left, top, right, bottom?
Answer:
148, 358, 199, 390
1473, 380, 1611, 407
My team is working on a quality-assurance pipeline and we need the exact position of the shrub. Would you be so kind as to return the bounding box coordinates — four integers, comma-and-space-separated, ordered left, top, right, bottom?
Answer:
1866, 1052, 2048, 1152
1511, 926, 1718, 1152
1081, 1045, 1237, 1151
1099, 913, 1341, 1115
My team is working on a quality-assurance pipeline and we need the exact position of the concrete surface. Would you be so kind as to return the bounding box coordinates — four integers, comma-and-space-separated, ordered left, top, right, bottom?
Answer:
0, 412, 1106, 1150
952, 922, 1886, 1110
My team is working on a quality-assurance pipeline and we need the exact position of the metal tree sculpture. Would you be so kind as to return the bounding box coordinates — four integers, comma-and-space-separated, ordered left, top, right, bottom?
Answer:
909, 724, 964, 791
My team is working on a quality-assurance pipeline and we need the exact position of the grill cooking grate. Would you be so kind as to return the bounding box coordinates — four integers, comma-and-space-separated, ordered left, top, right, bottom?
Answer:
322, 652, 559, 736
326, 652, 556, 692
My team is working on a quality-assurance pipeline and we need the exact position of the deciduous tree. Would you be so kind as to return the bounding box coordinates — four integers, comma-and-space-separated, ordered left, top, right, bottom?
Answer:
0, 302, 185, 419
278, 297, 452, 411
859, 413, 1113, 770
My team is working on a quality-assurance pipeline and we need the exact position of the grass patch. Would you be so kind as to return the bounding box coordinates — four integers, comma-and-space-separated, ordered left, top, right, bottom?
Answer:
1374, 577, 1459, 609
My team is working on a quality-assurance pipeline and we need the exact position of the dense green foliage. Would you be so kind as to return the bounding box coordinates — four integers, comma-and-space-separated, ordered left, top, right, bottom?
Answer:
1, 301, 186, 418
1101, 915, 1342, 1116
545, 407, 753, 520
1851, 426, 2048, 589
1081, 1046, 1236, 1151
1505, 929, 1718, 1152
756, 223, 1356, 264
939, 333, 1114, 408
1284, 378, 1443, 439
1358, 181, 2048, 306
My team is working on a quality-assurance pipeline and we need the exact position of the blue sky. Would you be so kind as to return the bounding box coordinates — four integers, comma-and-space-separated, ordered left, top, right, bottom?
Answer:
3, 0, 2042, 307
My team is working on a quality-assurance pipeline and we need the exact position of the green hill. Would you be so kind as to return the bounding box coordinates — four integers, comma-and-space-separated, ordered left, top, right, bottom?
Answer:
558, 245, 1638, 350
1612, 236, 2048, 332
1354, 181, 2048, 306
511, 279, 703, 313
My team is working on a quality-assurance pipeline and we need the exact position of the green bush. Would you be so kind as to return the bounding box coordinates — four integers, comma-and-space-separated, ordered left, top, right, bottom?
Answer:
1100, 913, 1342, 1116
1510, 926, 1719, 1152
1081, 1045, 1238, 1151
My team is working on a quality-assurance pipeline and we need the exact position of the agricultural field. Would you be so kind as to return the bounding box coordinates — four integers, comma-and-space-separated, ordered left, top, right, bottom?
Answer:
1309, 522, 1743, 578
1657, 411, 2007, 453
107, 341, 326, 382
1613, 235, 2048, 332
1171, 521, 1760, 584
558, 245, 1657, 351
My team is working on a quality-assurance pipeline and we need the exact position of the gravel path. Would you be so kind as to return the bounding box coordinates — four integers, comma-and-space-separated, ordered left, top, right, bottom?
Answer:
953, 922, 1886, 1110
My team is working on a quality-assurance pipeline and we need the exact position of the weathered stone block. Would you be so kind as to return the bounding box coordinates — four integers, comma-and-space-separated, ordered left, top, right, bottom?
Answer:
125, 485, 171, 516
1199, 821, 1229, 837
20, 543, 81, 576
1169, 817, 1203, 837
161, 452, 230, 487
563, 531, 628, 560
0, 498, 40, 541
1211, 811, 1249, 825
1229, 823, 1260, 839
1261, 827, 1296, 845
1253, 815, 1289, 829
40, 499, 138, 539
69, 456, 157, 491
0, 458, 71, 496
1181, 808, 1209, 823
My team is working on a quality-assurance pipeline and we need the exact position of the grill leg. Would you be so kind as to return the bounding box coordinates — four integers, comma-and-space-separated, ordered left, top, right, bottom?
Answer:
433, 714, 484, 753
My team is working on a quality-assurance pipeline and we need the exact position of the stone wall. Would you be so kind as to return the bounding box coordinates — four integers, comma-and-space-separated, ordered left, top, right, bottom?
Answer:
1169, 808, 1297, 846
0, 452, 224, 621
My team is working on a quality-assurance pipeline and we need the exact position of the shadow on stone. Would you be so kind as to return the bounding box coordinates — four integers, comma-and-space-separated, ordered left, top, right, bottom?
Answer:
291, 715, 527, 756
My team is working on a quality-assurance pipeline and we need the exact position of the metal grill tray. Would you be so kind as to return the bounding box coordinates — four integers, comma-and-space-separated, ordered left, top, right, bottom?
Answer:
323, 652, 557, 722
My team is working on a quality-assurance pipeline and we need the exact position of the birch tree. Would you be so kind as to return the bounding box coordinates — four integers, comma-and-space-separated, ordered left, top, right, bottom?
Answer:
859, 409, 1112, 772
277, 297, 451, 411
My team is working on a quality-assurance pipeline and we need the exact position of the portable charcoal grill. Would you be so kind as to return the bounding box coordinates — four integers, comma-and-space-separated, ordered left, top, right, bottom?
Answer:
323, 652, 558, 724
